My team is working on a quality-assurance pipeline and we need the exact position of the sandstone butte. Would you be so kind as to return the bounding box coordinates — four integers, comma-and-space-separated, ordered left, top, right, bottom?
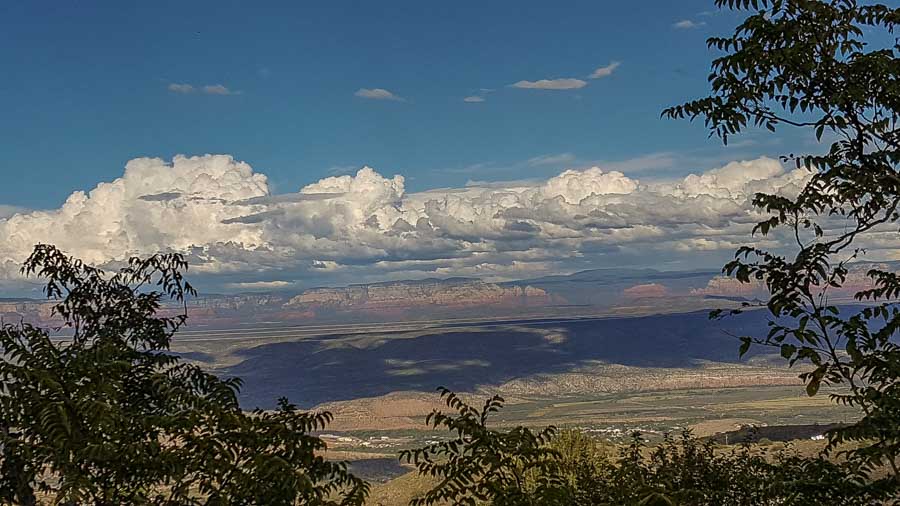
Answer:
0, 279, 551, 327
285, 279, 549, 309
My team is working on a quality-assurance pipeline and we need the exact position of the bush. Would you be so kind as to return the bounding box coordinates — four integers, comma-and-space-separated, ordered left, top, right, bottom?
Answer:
405, 389, 895, 505
664, 0, 900, 481
0, 245, 368, 505
400, 388, 572, 506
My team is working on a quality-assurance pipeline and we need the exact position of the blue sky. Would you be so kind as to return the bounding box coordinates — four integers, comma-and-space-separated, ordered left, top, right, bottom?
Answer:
1, 1, 838, 294
1, 0, 786, 208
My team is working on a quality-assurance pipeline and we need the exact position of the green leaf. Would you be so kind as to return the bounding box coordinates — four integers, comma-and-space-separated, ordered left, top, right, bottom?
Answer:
780, 344, 796, 360
806, 378, 820, 397
738, 337, 751, 357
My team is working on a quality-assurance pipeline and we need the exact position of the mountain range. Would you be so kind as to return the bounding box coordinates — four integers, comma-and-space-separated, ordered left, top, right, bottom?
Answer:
3, 262, 893, 330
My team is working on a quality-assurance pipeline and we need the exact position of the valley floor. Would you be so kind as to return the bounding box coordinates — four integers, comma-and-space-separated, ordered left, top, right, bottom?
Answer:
169, 311, 857, 497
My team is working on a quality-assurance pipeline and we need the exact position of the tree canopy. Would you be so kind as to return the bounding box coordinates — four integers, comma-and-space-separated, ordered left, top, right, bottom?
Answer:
0, 245, 367, 505
664, 0, 900, 482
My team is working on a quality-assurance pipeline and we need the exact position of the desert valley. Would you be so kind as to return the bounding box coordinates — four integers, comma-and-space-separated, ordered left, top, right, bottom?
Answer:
5, 1, 900, 503
2, 265, 867, 488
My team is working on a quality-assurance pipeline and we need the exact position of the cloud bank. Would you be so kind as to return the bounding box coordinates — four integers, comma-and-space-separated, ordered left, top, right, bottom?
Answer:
0, 154, 852, 292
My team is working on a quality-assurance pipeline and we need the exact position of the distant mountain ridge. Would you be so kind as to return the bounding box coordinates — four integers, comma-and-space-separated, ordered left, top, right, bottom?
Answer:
286, 278, 549, 309
4, 261, 897, 329
505, 267, 719, 285
501, 267, 722, 307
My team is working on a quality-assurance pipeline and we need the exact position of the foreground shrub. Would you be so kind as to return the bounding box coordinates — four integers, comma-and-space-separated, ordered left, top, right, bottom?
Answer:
406, 389, 896, 505
665, 0, 900, 481
0, 245, 367, 505
578, 431, 889, 505
400, 388, 571, 505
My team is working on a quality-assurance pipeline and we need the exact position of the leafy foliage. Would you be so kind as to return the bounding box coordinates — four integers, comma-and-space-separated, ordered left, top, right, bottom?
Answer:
664, 0, 900, 482
0, 244, 368, 505
405, 390, 888, 505
571, 431, 886, 506
400, 388, 572, 505
405, 3, 900, 497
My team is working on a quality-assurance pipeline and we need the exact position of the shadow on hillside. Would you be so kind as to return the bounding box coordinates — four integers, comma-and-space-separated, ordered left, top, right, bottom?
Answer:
225, 310, 773, 409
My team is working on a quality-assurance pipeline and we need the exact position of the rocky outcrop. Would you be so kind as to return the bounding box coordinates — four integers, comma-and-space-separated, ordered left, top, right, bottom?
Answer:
690, 262, 897, 300
185, 294, 288, 311
285, 278, 549, 309
0, 279, 551, 328
0, 300, 57, 322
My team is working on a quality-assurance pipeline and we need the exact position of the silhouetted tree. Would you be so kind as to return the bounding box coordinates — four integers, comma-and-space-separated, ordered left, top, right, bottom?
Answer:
0, 244, 367, 505
665, 0, 900, 484
404, 389, 886, 505
405, 0, 900, 503
400, 388, 571, 506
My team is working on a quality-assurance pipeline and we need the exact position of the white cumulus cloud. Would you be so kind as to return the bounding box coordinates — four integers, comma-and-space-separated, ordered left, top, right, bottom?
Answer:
168, 83, 240, 95
0, 155, 268, 269
511, 78, 587, 90
168, 83, 195, 94
354, 88, 406, 101
202, 84, 239, 95
673, 19, 706, 29
590, 61, 621, 79
2, 154, 864, 292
